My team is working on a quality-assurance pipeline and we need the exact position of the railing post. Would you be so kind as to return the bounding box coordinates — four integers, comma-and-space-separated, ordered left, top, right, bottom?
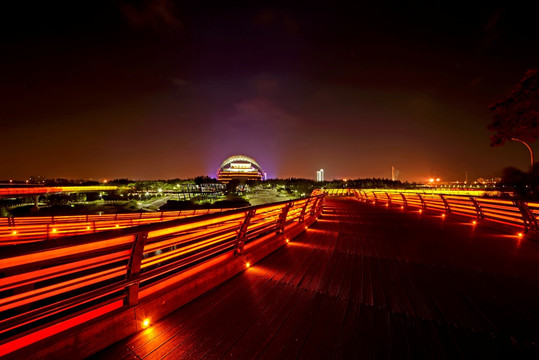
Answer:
514, 200, 538, 233
417, 194, 426, 210
372, 192, 378, 205
400, 193, 407, 208
361, 191, 367, 202
299, 199, 310, 223
235, 209, 255, 255
125, 232, 147, 307
385, 192, 391, 206
470, 197, 483, 219
440, 194, 450, 213
277, 203, 292, 235
310, 197, 320, 217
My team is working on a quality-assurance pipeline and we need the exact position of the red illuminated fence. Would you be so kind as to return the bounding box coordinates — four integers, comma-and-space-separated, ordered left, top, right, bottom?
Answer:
0, 209, 234, 245
312, 188, 353, 196
0, 186, 118, 197
318, 188, 538, 233
0, 194, 324, 358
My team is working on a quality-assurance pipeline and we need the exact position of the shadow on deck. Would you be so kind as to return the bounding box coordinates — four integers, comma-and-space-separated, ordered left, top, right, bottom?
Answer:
94, 197, 539, 359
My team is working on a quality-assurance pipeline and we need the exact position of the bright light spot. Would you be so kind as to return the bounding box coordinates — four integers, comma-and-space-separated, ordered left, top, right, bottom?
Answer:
12, 231, 17, 235
429, 178, 434, 183
115, 224, 119, 228
158, 189, 163, 193
472, 220, 477, 225
142, 318, 150, 328
246, 262, 250, 268
401, 206, 404, 209
286, 239, 289, 243
87, 226, 90, 230
442, 214, 446, 218
372, 201, 376, 205
419, 209, 422, 213
52, 228, 57, 233
103, 179, 108, 183
436, 178, 440, 182
385, 204, 389, 207
518, 232, 523, 237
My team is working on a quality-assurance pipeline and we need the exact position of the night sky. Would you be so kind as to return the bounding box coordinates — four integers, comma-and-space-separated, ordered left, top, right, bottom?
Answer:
1, 1, 538, 182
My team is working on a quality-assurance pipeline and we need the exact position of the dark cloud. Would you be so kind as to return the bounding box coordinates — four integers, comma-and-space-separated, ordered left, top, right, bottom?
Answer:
120, 0, 182, 33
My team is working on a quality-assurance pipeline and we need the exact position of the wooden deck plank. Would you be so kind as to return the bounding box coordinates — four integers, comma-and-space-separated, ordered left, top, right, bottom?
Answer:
94, 197, 539, 359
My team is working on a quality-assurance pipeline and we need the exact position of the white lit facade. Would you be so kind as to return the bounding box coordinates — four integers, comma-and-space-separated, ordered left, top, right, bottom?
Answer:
316, 169, 325, 182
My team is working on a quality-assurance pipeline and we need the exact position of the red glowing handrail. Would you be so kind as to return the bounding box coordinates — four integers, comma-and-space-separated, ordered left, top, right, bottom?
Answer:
0, 208, 235, 245
0, 194, 325, 357
319, 189, 538, 233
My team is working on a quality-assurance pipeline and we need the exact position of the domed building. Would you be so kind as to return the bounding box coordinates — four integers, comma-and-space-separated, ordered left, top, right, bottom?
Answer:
217, 154, 264, 183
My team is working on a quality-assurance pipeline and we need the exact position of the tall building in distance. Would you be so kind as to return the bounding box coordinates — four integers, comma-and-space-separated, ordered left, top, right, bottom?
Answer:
391, 166, 399, 181
316, 169, 325, 182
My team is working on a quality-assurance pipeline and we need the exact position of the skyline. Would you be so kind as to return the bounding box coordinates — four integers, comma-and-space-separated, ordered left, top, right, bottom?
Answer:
1, 2, 538, 181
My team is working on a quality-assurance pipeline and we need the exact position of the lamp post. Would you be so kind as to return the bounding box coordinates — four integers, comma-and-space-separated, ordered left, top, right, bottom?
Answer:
511, 138, 534, 171
511, 138, 535, 192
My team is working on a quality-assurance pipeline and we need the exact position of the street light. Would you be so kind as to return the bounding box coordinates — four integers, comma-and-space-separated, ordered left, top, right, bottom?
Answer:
511, 138, 534, 171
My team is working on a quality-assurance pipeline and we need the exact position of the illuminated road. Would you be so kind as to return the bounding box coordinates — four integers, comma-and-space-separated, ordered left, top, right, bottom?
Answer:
95, 197, 539, 359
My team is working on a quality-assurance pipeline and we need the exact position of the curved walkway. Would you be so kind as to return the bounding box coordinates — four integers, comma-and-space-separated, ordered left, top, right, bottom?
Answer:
94, 197, 539, 359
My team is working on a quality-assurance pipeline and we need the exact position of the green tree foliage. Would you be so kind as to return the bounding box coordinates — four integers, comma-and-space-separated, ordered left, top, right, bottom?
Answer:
488, 69, 539, 146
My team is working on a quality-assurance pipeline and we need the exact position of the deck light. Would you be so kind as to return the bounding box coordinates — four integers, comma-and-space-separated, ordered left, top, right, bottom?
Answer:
246, 262, 250, 268
12, 231, 17, 235
472, 220, 476, 225
518, 232, 523, 237
142, 318, 150, 328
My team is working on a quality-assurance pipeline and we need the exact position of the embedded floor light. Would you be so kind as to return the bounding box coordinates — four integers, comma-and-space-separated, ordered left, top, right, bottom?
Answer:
142, 318, 150, 328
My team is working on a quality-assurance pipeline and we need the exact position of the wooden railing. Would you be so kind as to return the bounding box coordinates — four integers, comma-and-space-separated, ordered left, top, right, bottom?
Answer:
0, 195, 325, 358
316, 188, 539, 233
0, 208, 234, 245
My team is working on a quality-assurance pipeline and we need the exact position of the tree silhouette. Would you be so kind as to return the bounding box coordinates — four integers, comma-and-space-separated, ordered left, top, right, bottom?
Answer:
488, 69, 539, 169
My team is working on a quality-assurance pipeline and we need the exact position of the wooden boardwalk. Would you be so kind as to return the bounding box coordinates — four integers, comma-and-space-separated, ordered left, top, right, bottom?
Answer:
94, 197, 539, 359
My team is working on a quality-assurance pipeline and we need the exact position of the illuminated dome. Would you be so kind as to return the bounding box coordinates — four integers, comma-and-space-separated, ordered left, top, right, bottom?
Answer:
217, 154, 264, 183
